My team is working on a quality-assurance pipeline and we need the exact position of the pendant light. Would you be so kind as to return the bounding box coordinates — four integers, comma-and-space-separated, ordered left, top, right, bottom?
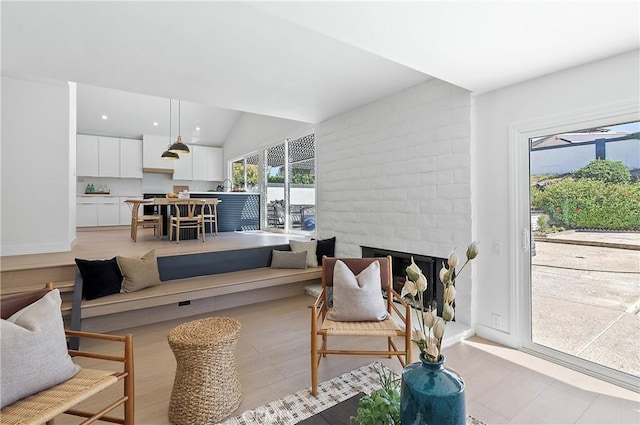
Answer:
162, 98, 179, 160
168, 100, 190, 154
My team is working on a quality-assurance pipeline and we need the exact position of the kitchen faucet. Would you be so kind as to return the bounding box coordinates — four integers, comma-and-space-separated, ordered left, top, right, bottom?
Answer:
222, 179, 233, 192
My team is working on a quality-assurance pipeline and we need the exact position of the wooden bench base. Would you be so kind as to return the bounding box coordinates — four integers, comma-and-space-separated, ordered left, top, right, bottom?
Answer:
79, 268, 320, 333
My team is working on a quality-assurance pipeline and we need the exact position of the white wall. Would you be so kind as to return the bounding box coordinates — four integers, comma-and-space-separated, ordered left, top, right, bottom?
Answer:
317, 79, 474, 325
607, 139, 640, 170
1, 76, 75, 255
530, 144, 595, 175
475, 50, 640, 346
223, 112, 313, 177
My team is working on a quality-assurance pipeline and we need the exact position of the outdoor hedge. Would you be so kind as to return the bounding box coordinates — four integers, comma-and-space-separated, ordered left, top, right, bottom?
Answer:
534, 178, 640, 230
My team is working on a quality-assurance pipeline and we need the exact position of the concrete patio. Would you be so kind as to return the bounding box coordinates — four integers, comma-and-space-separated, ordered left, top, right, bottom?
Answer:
531, 231, 640, 377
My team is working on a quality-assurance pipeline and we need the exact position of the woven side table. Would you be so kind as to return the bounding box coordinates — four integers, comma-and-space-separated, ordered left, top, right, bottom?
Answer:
168, 317, 242, 425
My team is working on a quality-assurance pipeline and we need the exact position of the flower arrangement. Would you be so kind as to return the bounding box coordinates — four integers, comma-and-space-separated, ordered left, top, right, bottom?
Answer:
401, 242, 478, 363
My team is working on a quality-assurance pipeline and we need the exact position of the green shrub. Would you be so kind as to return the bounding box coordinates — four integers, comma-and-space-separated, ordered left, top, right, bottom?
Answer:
535, 178, 640, 230
573, 159, 631, 183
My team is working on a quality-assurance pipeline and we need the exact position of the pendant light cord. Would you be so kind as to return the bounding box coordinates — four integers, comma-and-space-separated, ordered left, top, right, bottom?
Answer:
169, 98, 172, 147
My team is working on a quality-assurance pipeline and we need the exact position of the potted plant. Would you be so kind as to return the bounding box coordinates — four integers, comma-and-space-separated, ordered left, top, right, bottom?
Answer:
351, 366, 401, 425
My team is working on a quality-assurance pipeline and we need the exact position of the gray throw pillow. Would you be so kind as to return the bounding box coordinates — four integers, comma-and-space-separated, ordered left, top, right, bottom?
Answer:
117, 249, 162, 293
271, 250, 307, 269
1, 289, 81, 408
327, 260, 389, 322
289, 239, 318, 267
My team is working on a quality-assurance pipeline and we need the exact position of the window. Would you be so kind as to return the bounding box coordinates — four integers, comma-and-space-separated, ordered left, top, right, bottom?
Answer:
230, 131, 316, 234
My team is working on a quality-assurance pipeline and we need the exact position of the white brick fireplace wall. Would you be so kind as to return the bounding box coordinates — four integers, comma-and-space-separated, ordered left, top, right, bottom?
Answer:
316, 78, 473, 325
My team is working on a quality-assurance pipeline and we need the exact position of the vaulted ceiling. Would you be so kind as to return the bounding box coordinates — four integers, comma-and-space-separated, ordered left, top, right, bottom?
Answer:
2, 1, 638, 146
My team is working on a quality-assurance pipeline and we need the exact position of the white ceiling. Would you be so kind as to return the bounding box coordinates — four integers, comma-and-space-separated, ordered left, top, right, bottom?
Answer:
2, 1, 639, 146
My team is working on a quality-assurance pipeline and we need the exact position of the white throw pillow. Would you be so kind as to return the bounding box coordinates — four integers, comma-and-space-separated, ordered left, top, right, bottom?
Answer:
289, 239, 318, 268
327, 260, 389, 322
1, 289, 80, 408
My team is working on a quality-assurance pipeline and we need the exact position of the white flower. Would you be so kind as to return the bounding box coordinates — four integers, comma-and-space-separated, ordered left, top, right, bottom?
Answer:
433, 317, 445, 339
415, 273, 428, 293
423, 309, 434, 329
413, 329, 426, 341
439, 265, 451, 284
401, 278, 417, 298
466, 241, 479, 260
406, 257, 421, 282
448, 249, 459, 269
442, 302, 455, 322
444, 285, 456, 303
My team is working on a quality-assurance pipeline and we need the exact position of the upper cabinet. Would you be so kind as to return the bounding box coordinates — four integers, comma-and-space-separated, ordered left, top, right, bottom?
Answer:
172, 148, 193, 180
143, 134, 174, 173
98, 136, 120, 177
192, 145, 222, 181
77, 135, 143, 178
76, 135, 100, 176
120, 138, 143, 178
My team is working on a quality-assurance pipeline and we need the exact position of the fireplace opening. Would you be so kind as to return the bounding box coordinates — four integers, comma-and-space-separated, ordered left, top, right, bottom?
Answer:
361, 246, 447, 315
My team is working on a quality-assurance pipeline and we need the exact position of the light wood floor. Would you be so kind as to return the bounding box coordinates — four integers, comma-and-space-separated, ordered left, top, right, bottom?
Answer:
57, 294, 638, 425
4, 229, 639, 424
1, 227, 302, 271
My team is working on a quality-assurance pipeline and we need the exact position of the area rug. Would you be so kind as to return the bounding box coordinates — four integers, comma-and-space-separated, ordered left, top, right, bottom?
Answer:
220, 362, 485, 425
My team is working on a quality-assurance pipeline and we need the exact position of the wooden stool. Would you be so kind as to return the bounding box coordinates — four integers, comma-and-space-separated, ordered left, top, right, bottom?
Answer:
167, 317, 242, 425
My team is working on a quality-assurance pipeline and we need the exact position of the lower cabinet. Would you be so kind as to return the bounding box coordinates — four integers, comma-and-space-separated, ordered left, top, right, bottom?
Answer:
77, 196, 141, 227
77, 201, 99, 227
98, 198, 120, 226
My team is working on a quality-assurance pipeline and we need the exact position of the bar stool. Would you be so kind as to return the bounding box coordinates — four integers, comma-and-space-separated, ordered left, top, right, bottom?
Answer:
124, 199, 162, 241
167, 317, 242, 424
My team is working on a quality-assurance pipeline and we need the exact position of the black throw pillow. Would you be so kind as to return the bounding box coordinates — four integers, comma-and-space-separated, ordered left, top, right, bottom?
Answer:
314, 236, 336, 265
75, 257, 123, 300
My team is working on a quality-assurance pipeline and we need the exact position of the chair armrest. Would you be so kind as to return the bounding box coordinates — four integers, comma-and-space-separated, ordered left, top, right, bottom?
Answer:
66, 330, 133, 378
388, 288, 412, 330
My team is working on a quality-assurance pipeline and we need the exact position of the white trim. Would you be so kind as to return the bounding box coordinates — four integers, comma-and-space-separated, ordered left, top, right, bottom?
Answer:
509, 98, 640, 390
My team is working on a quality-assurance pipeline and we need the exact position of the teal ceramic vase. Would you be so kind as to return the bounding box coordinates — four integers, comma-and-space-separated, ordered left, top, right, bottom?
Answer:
400, 354, 466, 425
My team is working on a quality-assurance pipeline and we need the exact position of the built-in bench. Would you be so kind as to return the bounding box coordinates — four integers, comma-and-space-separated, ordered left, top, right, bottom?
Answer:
70, 245, 322, 343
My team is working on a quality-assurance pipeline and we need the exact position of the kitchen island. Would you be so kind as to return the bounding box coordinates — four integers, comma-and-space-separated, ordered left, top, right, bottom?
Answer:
187, 192, 260, 232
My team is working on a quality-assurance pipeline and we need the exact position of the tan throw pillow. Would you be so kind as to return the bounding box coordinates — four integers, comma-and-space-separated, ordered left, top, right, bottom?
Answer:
1, 289, 80, 408
289, 239, 318, 268
327, 260, 389, 322
117, 250, 162, 293
271, 250, 307, 269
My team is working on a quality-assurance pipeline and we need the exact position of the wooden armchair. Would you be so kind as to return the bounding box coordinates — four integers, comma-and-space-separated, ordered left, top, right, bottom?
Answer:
168, 199, 206, 244
310, 256, 412, 396
0, 283, 134, 425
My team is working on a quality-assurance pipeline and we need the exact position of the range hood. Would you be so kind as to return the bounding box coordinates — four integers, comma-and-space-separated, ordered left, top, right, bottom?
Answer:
143, 167, 174, 174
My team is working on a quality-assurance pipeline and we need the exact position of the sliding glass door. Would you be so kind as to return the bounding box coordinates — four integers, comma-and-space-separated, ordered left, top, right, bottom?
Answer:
513, 113, 639, 391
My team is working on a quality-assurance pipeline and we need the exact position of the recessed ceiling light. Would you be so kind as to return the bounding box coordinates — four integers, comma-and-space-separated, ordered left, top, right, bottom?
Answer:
196, 127, 200, 131
153, 122, 159, 126
101, 115, 108, 120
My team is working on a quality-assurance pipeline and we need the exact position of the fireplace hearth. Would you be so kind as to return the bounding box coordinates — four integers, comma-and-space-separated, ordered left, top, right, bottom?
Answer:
361, 246, 447, 315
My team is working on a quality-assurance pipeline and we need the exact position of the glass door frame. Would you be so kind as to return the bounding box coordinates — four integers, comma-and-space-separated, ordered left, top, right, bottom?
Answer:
509, 100, 639, 392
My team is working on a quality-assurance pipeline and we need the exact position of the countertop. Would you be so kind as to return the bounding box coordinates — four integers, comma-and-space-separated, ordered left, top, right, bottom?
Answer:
187, 191, 259, 195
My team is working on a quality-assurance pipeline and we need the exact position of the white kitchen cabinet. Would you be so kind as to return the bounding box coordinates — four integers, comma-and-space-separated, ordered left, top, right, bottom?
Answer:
76, 196, 98, 227
192, 145, 222, 181
76, 135, 100, 177
120, 138, 143, 178
143, 134, 174, 172
99, 137, 120, 177
172, 146, 193, 180
98, 197, 120, 226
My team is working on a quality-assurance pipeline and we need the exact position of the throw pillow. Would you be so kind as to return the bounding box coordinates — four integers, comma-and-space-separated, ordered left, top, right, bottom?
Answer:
1, 289, 80, 408
270, 250, 307, 269
327, 260, 389, 322
75, 257, 123, 300
289, 239, 318, 268
314, 236, 336, 265
117, 249, 162, 293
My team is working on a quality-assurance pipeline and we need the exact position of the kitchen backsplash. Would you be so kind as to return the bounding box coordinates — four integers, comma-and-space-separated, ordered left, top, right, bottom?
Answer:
77, 174, 220, 195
